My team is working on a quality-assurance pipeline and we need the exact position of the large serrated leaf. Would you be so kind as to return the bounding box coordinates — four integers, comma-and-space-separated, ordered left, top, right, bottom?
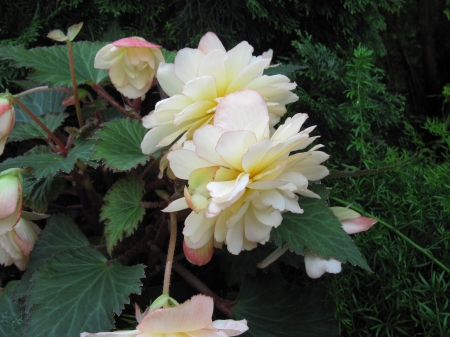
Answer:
9, 112, 68, 141
100, 177, 145, 253
0, 281, 23, 337
91, 118, 149, 171
0, 138, 97, 178
25, 247, 144, 337
232, 273, 338, 337
271, 185, 370, 271
13, 90, 71, 124
13, 214, 89, 302
22, 173, 66, 212
0, 42, 108, 87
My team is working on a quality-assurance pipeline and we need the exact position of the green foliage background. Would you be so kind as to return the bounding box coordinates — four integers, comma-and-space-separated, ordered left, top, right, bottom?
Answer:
1, 0, 449, 336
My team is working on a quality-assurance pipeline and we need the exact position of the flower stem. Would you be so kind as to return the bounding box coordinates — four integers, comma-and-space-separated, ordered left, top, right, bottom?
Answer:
14, 99, 67, 153
172, 262, 234, 317
162, 212, 177, 302
14, 86, 73, 99
91, 84, 140, 120
330, 196, 450, 275
66, 40, 84, 128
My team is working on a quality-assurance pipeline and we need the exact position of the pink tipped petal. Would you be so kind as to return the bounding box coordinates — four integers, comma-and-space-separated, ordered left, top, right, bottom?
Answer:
304, 251, 342, 279
137, 295, 214, 333
198, 32, 226, 54
214, 90, 268, 132
341, 216, 377, 235
183, 235, 214, 266
113, 37, 161, 49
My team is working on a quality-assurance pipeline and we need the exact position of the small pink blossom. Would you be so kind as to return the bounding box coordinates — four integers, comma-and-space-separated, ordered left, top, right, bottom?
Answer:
0, 168, 23, 236
81, 294, 248, 337
94, 37, 164, 99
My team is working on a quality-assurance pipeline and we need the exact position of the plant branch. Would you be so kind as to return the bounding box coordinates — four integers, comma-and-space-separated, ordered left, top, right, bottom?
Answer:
172, 262, 234, 317
91, 84, 140, 120
330, 196, 450, 276
162, 212, 177, 301
14, 86, 73, 98
14, 99, 67, 153
66, 40, 84, 128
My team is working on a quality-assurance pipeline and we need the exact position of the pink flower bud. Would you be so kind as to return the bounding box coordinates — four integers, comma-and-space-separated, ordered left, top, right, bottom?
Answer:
0, 168, 23, 236
0, 97, 15, 155
94, 37, 164, 99
183, 236, 214, 266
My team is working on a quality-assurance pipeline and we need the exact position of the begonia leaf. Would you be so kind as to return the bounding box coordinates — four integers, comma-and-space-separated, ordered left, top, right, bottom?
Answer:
13, 90, 71, 124
0, 42, 108, 87
100, 177, 145, 254
0, 138, 97, 179
91, 118, 149, 171
9, 112, 68, 141
24, 247, 144, 337
232, 273, 338, 337
13, 214, 89, 302
22, 173, 66, 212
271, 185, 370, 271
0, 281, 23, 337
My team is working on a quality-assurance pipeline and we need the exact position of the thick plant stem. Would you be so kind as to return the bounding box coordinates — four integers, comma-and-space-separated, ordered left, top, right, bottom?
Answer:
91, 84, 140, 120
14, 86, 73, 98
331, 196, 450, 275
172, 262, 234, 317
162, 212, 177, 303
66, 40, 84, 128
14, 100, 67, 153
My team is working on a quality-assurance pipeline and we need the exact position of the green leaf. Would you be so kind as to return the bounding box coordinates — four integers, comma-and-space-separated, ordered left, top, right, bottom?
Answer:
9, 112, 68, 141
91, 118, 149, 171
25, 247, 144, 337
263, 64, 306, 76
100, 177, 145, 253
0, 281, 24, 337
271, 185, 370, 271
13, 214, 89, 302
13, 90, 70, 124
161, 48, 177, 64
232, 273, 338, 337
22, 173, 66, 212
0, 138, 97, 178
0, 42, 108, 87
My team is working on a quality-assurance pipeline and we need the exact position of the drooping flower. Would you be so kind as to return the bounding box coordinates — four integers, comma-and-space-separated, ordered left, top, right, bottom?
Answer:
0, 168, 23, 236
94, 37, 164, 99
0, 97, 15, 155
163, 90, 329, 257
141, 31, 298, 155
304, 207, 377, 278
0, 213, 42, 271
81, 294, 248, 337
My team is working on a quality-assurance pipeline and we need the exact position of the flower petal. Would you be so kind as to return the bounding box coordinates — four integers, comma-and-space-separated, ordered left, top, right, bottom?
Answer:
174, 48, 205, 84
304, 250, 342, 279
167, 149, 214, 180
157, 62, 185, 96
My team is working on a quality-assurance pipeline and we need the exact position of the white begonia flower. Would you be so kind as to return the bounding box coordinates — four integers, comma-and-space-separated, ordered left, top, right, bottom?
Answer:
163, 90, 329, 256
94, 37, 164, 99
141, 31, 299, 155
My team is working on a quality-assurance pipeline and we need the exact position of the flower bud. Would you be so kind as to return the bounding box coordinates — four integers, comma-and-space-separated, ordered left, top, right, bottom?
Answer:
94, 37, 164, 99
0, 97, 15, 155
0, 168, 23, 235
0, 216, 41, 271
183, 236, 214, 266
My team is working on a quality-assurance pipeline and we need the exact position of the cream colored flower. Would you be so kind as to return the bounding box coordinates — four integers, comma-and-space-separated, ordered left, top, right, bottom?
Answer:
304, 207, 377, 278
0, 214, 41, 271
81, 294, 248, 337
141, 31, 298, 155
163, 90, 328, 256
94, 37, 164, 99
0, 97, 15, 155
0, 168, 23, 236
